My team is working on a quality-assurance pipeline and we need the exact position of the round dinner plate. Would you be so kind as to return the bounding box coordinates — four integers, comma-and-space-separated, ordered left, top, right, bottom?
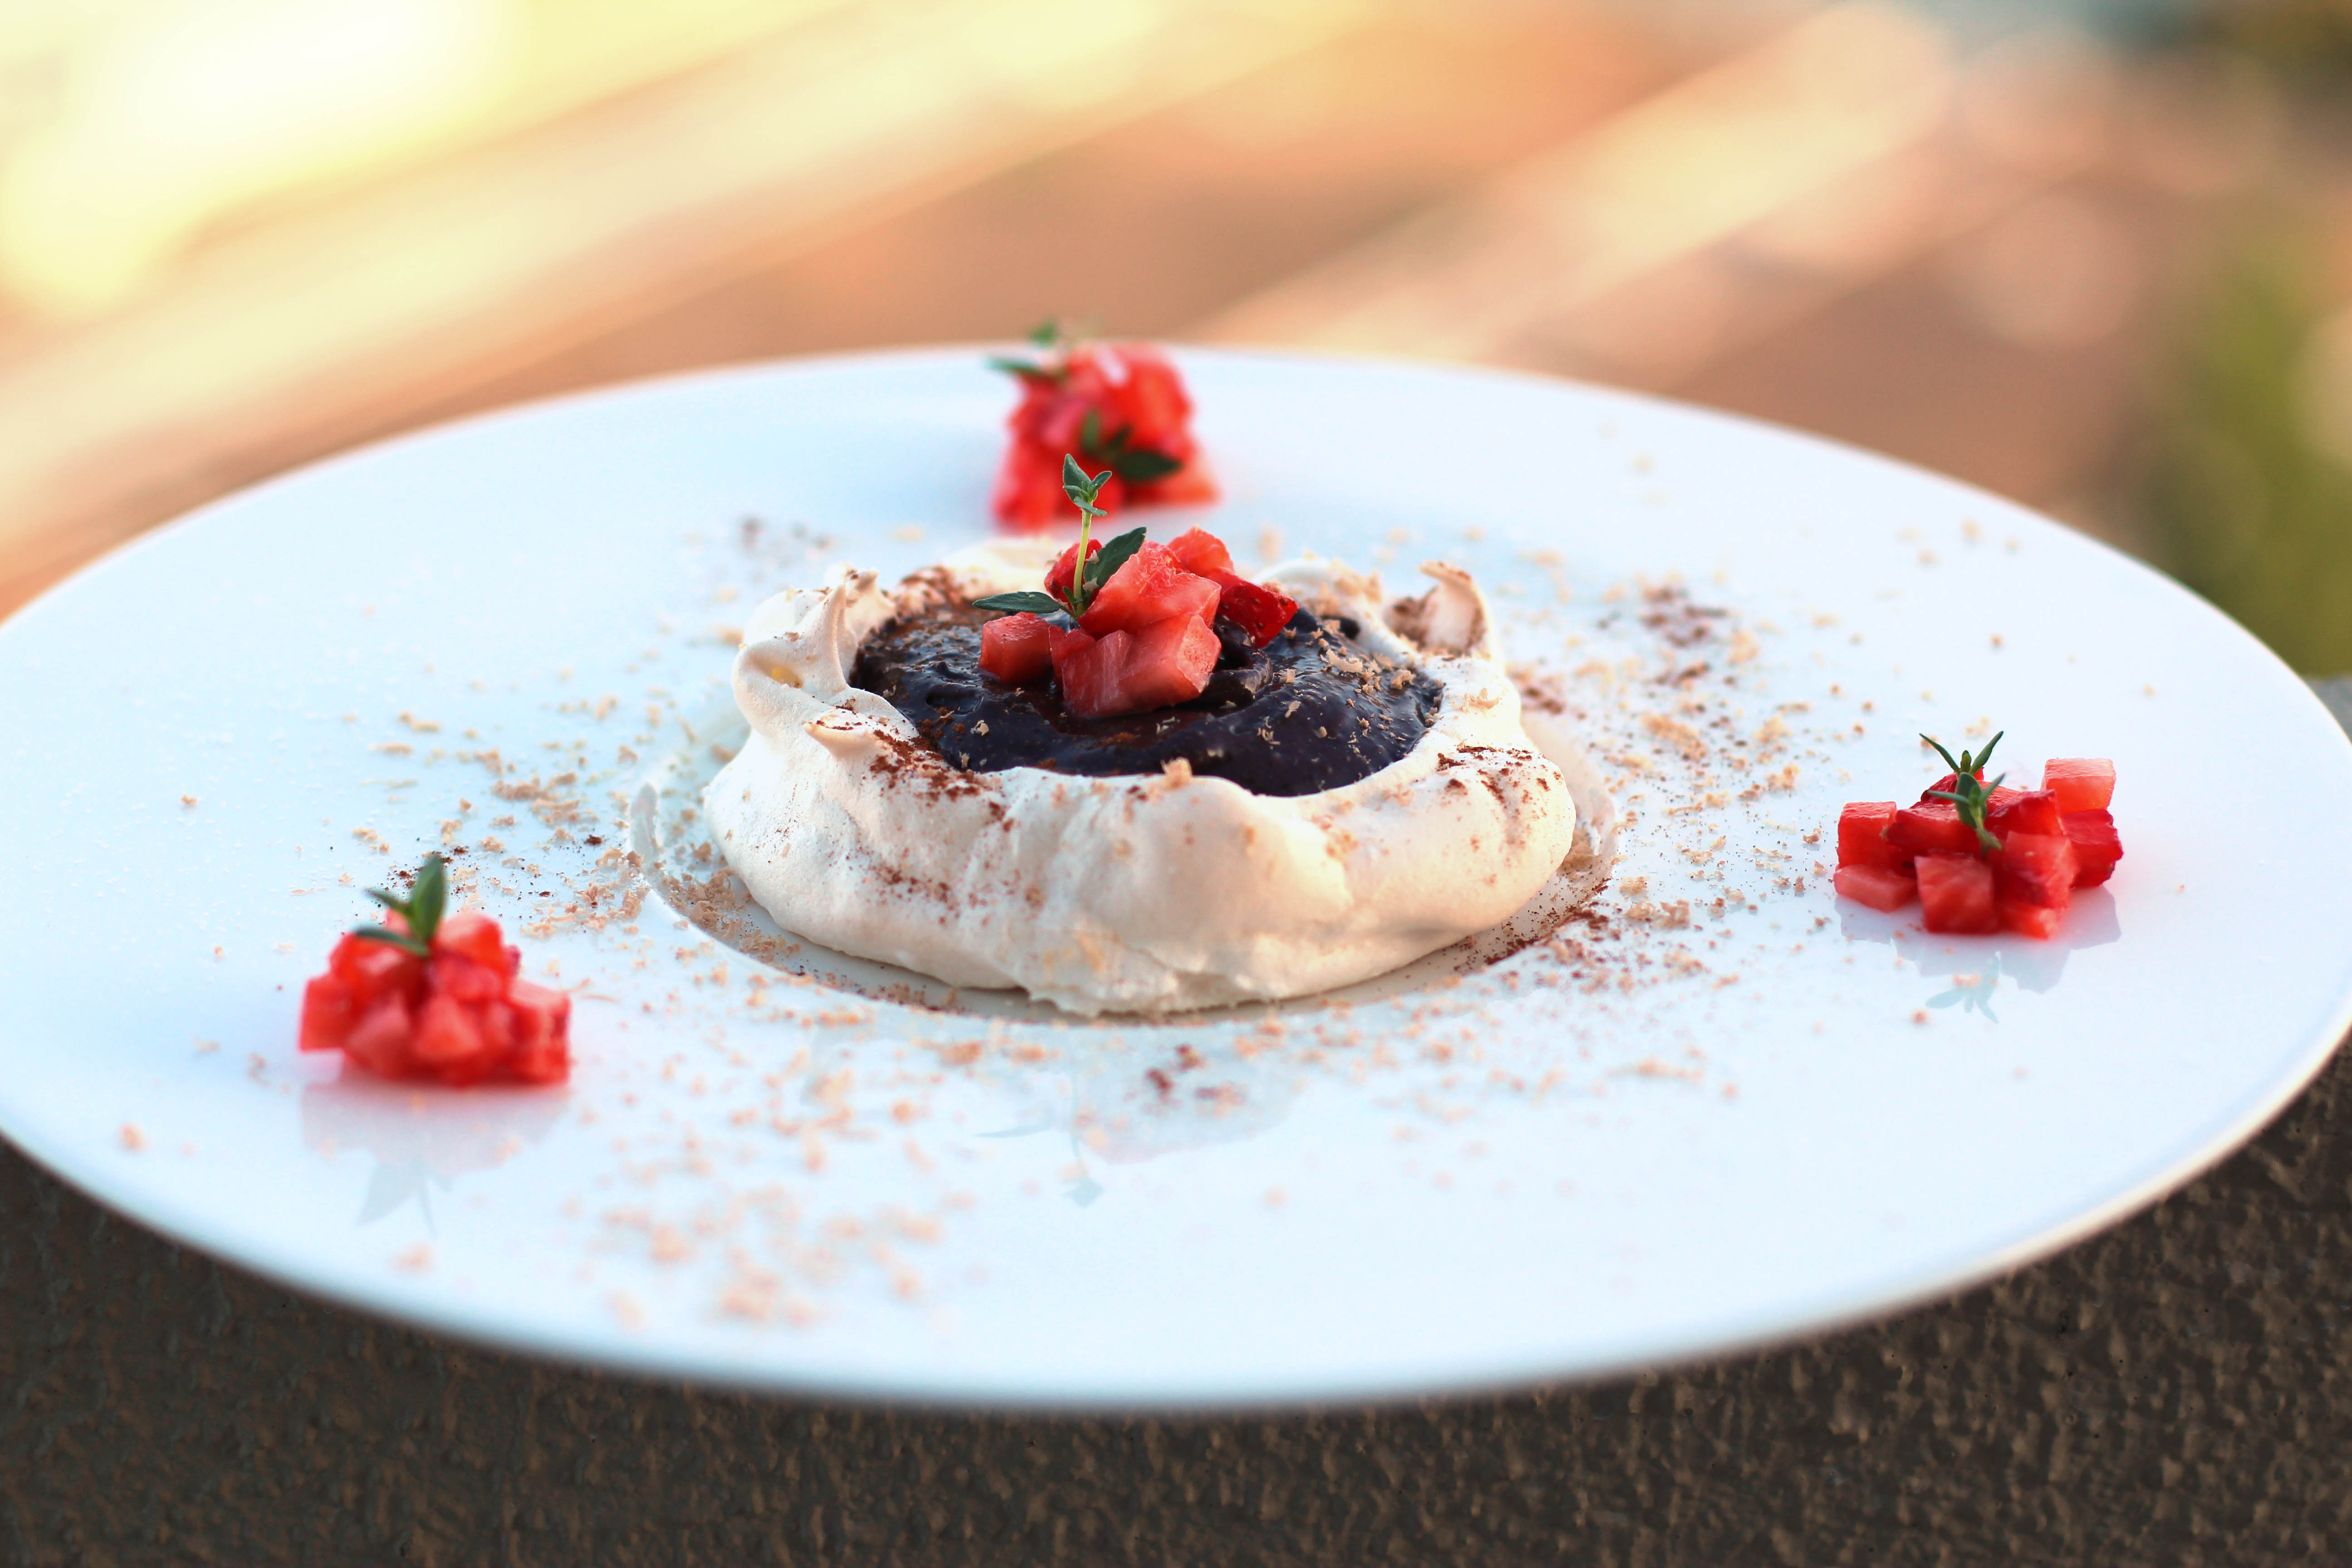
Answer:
2, 348, 2347, 1409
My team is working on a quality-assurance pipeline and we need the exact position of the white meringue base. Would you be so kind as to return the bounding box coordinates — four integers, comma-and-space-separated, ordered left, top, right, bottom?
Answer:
704, 541, 1587, 1015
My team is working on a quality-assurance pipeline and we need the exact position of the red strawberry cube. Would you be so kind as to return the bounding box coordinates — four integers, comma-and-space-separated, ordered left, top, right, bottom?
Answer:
1078, 543, 1220, 637
1916, 852, 1999, 934
1207, 573, 1300, 647
1999, 898, 2064, 939
1887, 800, 1979, 860
2043, 758, 2115, 814
433, 909, 515, 974
2061, 808, 2123, 887
1836, 802, 1903, 871
504, 982, 573, 1084
980, 612, 1055, 684
1833, 864, 1917, 911
1052, 627, 1127, 718
1987, 788, 2064, 840
1991, 831, 2078, 909
1116, 612, 1220, 710
1163, 527, 1236, 578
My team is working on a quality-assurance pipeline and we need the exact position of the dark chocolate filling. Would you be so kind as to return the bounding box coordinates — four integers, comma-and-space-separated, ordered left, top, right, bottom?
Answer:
850, 604, 1442, 797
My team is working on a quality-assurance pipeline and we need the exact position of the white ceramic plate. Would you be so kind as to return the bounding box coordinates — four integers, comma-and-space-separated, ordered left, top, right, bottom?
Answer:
3, 349, 2348, 1409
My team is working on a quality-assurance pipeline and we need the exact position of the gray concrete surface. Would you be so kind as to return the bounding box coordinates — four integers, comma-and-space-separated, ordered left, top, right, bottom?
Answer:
6, 697, 2349, 1566
5, 1043, 2347, 1566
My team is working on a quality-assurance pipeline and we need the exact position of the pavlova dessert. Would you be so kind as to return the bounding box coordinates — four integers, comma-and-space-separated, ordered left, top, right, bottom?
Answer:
703, 452, 1588, 1015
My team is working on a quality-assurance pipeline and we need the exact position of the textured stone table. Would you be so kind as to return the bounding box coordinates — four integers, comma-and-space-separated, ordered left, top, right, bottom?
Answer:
6, 697, 2349, 1566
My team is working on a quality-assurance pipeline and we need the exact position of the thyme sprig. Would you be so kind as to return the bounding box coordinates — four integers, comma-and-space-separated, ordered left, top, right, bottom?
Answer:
972, 459, 1144, 620
1922, 731, 2007, 856
984, 319, 1074, 381
352, 853, 446, 957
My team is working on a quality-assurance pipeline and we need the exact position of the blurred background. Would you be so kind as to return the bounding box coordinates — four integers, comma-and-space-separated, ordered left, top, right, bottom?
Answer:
2, 0, 2348, 671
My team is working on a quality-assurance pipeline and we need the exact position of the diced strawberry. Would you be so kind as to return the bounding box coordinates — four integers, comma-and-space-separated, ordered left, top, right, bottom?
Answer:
1836, 802, 1903, 871
1078, 542, 1220, 636
1887, 801, 1979, 861
413, 991, 490, 1072
1053, 627, 1129, 719
1046, 622, 1097, 685
328, 925, 423, 999
505, 981, 573, 1084
980, 612, 1054, 684
2043, 758, 2115, 814
299, 975, 357, 1055
1050, 617, 1220, 718
2061, 808, 2123, 887
1110, 346, 1193, 451
1206, 573, 1300, 647
430, 948, 509, 1006
1991, 831, 2078, 909
299, 859, 570, 1086
1999, 897, 2065, 939
1834, 864, 1917, 912
1916, 852, 1999, 934
1116, 611, 1220, 710
1045, 539, 1101, 600
1987, 788, 2064, 840
1162, 527, 1235, 577
433, 909, 513, 975
342, 998, 416, 1078
1163, 527, 1235, 578
990, 342, 1216, 529
991, 435, 1077, 533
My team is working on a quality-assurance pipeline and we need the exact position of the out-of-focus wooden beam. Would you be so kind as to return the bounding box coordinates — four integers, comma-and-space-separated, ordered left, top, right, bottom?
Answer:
0, 0, 1372, 615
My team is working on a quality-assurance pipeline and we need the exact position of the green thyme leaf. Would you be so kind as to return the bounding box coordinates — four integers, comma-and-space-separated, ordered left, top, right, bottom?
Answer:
1026, 319, 1061, 348
349, 925, 430, 959
1084, 527, 1147, 595
1109, 447, 1183, 485
359, 854, 446, 948
1921, 732, 2009, 857
971, 591, 1067, 617
985, 355, 1044, 378
408, 854, 447, 945
1078, 407, 1104, 456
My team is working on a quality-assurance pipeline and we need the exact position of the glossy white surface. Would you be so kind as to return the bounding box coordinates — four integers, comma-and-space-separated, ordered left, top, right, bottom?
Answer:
1, 349, 2347, 1408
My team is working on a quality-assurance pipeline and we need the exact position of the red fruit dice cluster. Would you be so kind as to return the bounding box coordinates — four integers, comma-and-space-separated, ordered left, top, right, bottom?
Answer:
1833, 754, 2121, 937
300, 860, 569, 1085
992, 340, 1216, 531
977, 525, 1298, 721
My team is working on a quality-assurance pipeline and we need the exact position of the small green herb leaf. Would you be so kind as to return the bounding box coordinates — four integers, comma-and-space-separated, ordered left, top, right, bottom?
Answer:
985, 354, 1044, 378
1026, 318, 1062, 348
1921, 733, 2007, 857
353, 853, 447, 951
971, 591, 1067, 617
1084, 527, 1146, 595
1108, 447, 1183, 485
349, 924, 430, 959
408, 854, 447, 945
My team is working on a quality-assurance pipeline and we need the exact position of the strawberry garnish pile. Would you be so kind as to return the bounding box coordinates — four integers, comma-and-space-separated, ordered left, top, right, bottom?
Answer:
970, 460, 1298, 720
1832, 730, 2122, 937
299, 855, 570, 1085
989, 323, 1216, 532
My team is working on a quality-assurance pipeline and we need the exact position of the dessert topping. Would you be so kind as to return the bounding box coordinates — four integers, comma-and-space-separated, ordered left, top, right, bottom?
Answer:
299, 854, 571, 1085
1831, 732, 2123, 938
988, 323, 1216, 531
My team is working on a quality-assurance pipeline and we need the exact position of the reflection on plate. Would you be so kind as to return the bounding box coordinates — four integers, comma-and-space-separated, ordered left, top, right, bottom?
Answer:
0, 348, 2349, 1408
